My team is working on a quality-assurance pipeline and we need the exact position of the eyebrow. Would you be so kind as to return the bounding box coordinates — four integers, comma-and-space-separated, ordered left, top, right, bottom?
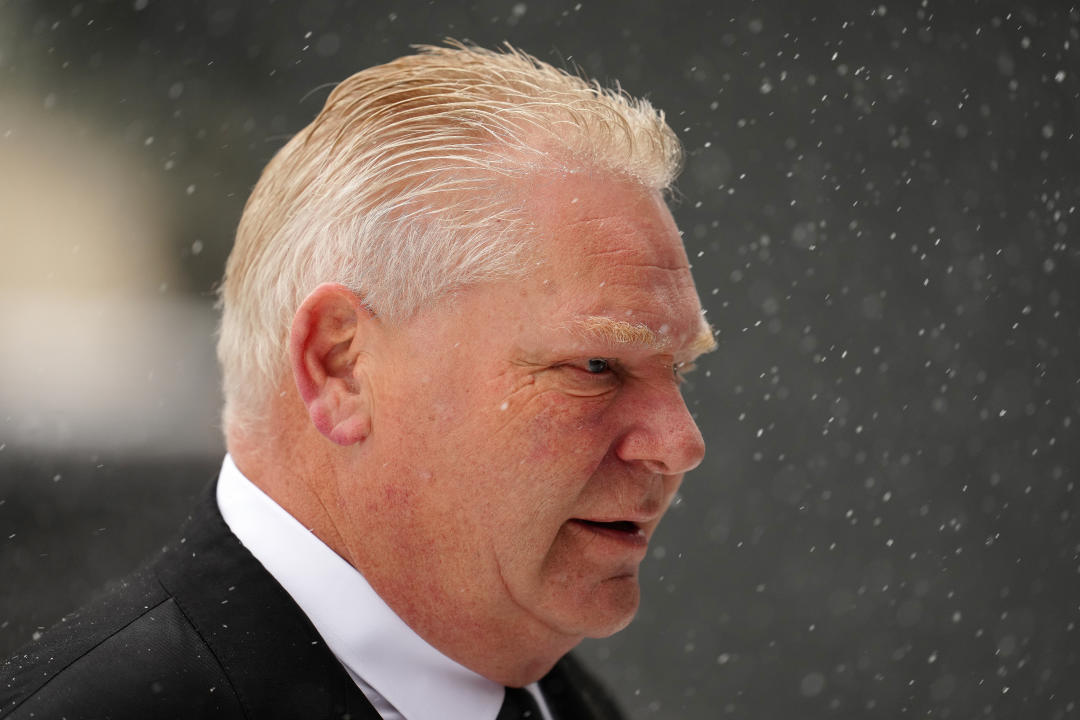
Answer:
688, 325, 718, 355
573, 316, 717, 356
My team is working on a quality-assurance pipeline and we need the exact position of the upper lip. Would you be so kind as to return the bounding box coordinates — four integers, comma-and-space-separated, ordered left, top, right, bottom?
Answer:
573, 478, 671, 532
577, 504, 664, 526
577, 517, 643, 526
572, 511, 661, 534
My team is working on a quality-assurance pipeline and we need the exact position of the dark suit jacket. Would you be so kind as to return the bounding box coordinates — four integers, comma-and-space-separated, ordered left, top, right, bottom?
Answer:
0, 484, 625, 719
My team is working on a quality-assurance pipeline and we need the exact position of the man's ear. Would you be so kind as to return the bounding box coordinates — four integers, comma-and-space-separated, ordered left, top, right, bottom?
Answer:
290, 283, 374, 446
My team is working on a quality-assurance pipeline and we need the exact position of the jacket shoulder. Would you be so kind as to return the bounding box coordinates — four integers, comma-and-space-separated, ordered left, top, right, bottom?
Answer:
1, 567, 243, 719
541, 653, 628, 720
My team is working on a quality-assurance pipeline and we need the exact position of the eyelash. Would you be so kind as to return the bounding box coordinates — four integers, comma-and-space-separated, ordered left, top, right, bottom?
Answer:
579, 358, 695, 382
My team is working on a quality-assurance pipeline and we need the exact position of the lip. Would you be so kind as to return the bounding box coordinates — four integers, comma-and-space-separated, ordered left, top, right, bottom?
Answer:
569, 518, 649, 550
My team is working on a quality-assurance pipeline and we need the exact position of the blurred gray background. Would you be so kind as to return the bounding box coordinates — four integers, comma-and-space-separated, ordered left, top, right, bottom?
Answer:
1, 1, 1078, 718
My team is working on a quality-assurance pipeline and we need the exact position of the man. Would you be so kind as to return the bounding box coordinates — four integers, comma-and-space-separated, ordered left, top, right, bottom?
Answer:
1, 43, 713, 719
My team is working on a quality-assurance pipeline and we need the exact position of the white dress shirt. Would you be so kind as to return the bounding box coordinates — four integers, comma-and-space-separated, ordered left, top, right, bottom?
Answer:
215, 454, 553, 720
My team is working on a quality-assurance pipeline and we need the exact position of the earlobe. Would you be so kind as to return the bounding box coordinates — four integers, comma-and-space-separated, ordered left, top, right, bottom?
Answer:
307, 398, 371, 446
290, 283, 374, 446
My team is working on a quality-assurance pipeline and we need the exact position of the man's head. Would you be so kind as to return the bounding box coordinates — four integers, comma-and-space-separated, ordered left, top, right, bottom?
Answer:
217, 43, 713, 685
218, 42, 683, 432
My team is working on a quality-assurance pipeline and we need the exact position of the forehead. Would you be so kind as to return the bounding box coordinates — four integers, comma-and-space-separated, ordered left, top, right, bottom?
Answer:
523, 171, 682, 259
518, 171, 710, 354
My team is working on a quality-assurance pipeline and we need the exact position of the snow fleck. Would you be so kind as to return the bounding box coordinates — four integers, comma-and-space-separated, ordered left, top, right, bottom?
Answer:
800, 672, 825, 697
508, 2, 527, 25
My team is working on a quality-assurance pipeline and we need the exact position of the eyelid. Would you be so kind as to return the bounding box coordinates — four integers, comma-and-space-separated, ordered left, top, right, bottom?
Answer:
567, 357, 696, 378
560, 357, 619, 376
582, 357, 617, 372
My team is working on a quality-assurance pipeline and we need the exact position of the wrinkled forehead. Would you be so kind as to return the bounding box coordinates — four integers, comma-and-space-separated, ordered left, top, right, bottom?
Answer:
517, 169, 691, 270
513, 170, 712, 357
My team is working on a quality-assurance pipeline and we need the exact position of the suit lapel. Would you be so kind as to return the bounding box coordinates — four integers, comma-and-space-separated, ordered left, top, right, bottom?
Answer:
540, 653, 627, 720
154, 485, 381, 720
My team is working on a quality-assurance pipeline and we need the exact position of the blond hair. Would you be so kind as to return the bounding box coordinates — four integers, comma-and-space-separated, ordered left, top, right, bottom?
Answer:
217, 42, 682, 434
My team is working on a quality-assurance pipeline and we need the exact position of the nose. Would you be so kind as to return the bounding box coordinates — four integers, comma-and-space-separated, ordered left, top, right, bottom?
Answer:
614, 384, 706, 476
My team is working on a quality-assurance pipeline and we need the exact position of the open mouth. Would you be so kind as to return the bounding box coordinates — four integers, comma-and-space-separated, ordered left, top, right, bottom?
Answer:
569, 518, 649, 552
577, 519, 640, 534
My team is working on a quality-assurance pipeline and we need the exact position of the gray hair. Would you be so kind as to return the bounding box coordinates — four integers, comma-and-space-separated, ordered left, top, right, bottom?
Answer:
217, 42, 682, 434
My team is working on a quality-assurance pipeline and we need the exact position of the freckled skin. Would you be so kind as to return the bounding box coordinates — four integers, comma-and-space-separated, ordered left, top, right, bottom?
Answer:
235, 170, 711, 687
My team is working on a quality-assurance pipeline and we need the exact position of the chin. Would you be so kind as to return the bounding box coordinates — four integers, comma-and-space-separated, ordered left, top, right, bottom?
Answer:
546, 575, 641, 638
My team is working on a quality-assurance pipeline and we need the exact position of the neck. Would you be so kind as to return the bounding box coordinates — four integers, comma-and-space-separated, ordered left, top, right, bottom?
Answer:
226, 396, 352, 563
356, 547, 581, 685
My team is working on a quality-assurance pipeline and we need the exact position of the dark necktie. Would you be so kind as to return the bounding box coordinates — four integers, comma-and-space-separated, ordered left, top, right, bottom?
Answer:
496, 686, 543, 720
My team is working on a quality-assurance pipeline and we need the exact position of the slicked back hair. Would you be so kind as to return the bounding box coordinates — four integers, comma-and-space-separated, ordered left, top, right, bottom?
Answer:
217, 42, 683, 435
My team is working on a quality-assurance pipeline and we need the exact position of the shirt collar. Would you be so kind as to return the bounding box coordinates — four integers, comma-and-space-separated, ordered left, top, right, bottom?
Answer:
215, 454, 531, 720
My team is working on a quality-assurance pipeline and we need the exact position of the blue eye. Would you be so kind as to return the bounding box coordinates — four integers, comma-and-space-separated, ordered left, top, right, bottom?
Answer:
586, 358, 610, 374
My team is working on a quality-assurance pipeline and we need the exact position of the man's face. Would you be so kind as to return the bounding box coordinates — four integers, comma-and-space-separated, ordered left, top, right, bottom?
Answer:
347, 171, 711, 646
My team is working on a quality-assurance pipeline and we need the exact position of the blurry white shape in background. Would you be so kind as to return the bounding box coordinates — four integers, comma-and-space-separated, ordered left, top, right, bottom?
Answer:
0, 97, 223, 456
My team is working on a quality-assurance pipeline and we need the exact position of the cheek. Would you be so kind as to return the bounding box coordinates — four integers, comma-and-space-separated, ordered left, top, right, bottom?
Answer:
521, 394, 613, 466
